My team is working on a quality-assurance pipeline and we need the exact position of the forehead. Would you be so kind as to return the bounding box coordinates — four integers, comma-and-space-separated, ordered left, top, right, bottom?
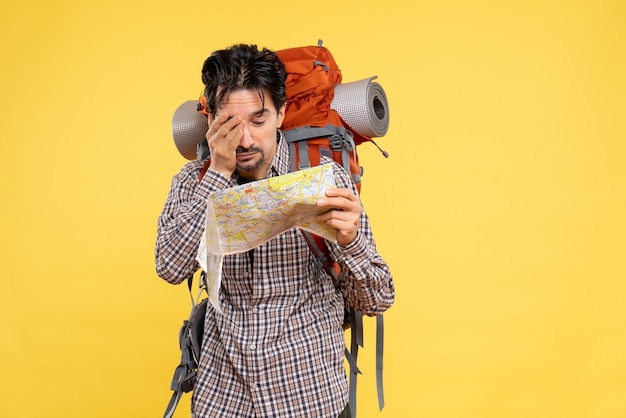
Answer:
218, 87, 275, 112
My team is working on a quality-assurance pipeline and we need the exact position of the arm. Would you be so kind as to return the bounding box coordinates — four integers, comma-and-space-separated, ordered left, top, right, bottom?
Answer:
155, 162, 234, 284
156, 113, 244, 283
318, 163, 395, 316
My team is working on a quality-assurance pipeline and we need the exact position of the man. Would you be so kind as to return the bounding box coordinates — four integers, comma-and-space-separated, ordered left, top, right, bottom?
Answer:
155, 44, 394, 418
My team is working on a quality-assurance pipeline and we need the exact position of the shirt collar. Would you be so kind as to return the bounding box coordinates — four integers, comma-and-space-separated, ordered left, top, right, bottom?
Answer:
270, 130, 290, 177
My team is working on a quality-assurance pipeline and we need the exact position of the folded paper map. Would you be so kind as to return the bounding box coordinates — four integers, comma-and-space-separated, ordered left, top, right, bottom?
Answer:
197, 164, 337, 311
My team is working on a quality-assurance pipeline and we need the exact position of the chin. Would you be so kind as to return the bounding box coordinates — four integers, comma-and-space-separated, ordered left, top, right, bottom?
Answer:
237, 157, 264, 173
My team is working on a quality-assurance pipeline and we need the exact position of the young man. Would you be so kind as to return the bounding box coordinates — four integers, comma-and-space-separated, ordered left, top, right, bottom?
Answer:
155, 44, 394, 418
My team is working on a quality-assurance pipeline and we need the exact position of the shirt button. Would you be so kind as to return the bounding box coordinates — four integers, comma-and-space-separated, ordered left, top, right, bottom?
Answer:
250, 344, 256, 350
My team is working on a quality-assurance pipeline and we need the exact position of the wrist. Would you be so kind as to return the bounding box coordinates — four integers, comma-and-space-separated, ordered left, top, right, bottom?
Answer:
209, 162, 234, 179
337, 230, 359, 247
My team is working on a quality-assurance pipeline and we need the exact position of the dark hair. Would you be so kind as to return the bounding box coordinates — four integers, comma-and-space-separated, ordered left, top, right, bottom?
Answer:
201, 44, 286, 115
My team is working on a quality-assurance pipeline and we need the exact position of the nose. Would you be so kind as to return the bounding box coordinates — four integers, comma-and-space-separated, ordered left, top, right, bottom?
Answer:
239, 122, 254, 148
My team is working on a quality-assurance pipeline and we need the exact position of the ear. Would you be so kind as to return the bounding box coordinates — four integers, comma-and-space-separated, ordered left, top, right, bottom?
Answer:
276, 104, 286, 127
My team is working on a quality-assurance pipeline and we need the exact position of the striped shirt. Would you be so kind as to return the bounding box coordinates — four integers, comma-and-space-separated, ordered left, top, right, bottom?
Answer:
155, 134, 394, 417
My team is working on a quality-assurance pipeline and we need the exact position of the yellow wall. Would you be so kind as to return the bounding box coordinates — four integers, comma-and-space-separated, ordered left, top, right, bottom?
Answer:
2, 0, 625, 417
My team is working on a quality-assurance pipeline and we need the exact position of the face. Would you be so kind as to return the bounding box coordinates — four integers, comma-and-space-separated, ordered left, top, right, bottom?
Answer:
210, 88, 285, 180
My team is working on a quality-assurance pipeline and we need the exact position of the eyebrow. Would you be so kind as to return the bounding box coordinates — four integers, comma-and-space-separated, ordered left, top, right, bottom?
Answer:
250, 108, 269, 118
216, 108, 269, 119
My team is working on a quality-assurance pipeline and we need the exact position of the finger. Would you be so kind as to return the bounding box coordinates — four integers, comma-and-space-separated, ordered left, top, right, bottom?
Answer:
317, 196, 361, 213
320, 188, 360, 206
207, 112, 229, 135
325, 187, 358, 199
320, 213, 359, 246
318, 208, 360, 223
207, 117, 244, 152
208, 113, 241, 137
225, 125, 244, 151
217, 115, 243, 135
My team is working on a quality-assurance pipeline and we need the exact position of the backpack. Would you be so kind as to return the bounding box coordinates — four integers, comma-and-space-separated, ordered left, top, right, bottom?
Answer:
276, 40, 389, 418
167, 40, 390, 418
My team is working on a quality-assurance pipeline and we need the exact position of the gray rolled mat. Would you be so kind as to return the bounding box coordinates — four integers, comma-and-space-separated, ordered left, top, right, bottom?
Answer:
331, 76, 390, 138
171, 100, 208, 160
172, 76, 390, 160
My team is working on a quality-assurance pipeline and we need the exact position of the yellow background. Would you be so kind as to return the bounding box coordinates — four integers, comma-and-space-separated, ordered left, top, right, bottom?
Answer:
1, 0, 625, 417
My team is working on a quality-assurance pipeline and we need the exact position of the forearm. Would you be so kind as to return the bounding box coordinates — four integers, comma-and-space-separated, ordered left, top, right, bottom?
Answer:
155, 165, 234, 283
155, 201, 206, 283
325, 160, 395, 314
331, 224, 395, 316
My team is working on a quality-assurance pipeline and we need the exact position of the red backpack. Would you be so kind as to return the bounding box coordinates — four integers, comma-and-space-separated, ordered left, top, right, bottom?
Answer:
277, 42, 386, 193
276, 40, 389, 418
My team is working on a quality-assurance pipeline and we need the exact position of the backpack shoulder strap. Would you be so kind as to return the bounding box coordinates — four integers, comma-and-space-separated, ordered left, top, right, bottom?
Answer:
300, 229, 340, 281
163, 272, 208, 418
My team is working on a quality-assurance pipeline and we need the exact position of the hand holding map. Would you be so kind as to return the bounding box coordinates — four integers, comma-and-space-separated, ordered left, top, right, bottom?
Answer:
197, 164, 336, 311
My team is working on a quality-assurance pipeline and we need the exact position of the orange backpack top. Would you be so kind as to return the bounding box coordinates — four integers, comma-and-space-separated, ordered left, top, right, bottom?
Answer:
278, 43, 342, 130
277, 41, 367, 194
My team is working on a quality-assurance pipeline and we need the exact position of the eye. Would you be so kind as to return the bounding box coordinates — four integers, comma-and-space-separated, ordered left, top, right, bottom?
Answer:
250, 119, 266, 127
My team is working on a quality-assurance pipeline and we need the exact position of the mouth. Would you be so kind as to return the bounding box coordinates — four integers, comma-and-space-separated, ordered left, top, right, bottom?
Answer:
236, 147, 260, 160
236, 151, 256, 161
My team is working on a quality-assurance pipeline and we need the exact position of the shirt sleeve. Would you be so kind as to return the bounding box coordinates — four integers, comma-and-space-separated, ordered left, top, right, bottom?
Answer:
155, 163, 234, 284
326, 162, 395, 316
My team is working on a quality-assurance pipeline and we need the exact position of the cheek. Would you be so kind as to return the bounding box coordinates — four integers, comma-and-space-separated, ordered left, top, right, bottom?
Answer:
250, 126, 277, 149
250, 124, 276, 139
